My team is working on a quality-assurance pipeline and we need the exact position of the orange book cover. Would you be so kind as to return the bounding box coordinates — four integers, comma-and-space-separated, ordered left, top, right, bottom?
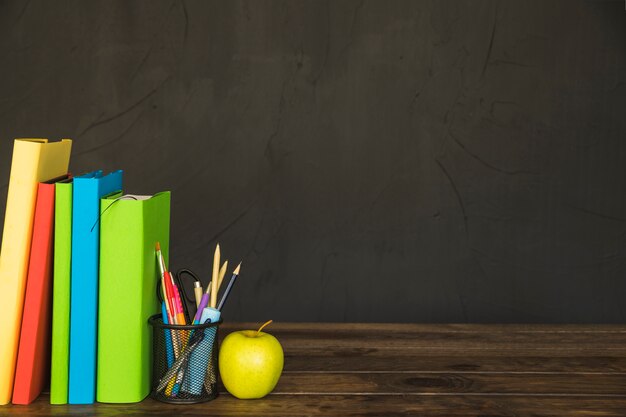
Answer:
12, 179, 60, 404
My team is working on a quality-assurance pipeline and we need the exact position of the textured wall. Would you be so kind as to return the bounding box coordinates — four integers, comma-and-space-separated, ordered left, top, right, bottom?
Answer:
1, 0, 625, 323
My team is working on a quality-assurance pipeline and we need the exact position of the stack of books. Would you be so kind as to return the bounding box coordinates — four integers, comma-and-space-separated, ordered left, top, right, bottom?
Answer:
0, 138, 171, 405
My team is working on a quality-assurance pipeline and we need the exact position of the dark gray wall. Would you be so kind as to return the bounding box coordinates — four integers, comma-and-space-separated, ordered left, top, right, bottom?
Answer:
1, 0, 625, 323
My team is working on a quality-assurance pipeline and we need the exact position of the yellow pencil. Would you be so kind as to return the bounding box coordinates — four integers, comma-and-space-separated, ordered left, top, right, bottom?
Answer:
210, 244, 220, 308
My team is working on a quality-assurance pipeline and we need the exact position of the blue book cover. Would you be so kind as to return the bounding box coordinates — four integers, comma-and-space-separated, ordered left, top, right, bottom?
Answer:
68, 170, 123, 404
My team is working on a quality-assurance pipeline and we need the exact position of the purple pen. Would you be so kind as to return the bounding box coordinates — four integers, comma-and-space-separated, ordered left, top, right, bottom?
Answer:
193, 293, 210, 324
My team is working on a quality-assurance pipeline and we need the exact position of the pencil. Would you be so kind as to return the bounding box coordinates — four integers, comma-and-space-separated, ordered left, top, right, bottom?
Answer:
217, 262, 241, 311
210, 244, 220, 308
194, 259, 228, 322
216, 260, 228, 296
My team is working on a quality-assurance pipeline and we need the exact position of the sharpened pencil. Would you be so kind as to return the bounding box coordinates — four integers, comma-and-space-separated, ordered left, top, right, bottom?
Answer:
217, 262, 241, 311
210, 244, 220, 308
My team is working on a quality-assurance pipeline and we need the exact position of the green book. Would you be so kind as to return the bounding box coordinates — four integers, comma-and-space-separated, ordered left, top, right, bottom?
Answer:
50, 178, 73, 404
97, 192, 171, 403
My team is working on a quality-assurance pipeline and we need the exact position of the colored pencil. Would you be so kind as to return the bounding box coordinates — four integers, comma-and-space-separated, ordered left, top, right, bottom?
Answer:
217, 262, 241, 311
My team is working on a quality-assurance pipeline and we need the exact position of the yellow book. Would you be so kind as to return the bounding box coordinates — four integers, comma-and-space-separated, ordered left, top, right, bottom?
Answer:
0, 139, 72, 405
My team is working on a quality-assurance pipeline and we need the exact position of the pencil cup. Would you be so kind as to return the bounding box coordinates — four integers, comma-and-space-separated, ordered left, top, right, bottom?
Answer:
148, 314, 222, 404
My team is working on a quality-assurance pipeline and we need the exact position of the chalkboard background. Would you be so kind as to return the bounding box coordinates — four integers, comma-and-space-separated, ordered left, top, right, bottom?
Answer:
1, 0, 625, 323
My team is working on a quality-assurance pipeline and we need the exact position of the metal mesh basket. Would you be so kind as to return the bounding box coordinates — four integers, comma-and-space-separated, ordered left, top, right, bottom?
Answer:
148, 314, 221, 404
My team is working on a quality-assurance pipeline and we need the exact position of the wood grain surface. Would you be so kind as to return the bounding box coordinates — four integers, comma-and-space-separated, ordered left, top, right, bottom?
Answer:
2, 322, 625, 416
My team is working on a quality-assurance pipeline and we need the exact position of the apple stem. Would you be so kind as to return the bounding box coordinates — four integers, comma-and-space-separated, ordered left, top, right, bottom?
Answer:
257, 320, 273, 336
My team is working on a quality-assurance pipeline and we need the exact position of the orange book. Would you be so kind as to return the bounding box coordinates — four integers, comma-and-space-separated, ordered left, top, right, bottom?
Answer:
12, 178, 63, 404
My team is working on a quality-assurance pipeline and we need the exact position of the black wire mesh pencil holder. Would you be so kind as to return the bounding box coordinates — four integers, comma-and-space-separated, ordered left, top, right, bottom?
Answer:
148, 314, 222, 404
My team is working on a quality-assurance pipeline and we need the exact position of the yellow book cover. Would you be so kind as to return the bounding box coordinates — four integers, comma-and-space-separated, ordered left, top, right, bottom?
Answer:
0, 138, 72, 405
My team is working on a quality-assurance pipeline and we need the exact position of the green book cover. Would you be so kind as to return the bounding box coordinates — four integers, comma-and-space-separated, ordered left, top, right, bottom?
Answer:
97, 192, 170, 403
50, 179, 73, 404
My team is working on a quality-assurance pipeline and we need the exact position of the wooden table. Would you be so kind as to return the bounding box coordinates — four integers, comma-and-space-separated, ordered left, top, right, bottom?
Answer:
4, 323, 626, 416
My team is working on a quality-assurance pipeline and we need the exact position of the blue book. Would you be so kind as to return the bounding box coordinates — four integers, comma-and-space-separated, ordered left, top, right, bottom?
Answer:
68, 170, 123, 404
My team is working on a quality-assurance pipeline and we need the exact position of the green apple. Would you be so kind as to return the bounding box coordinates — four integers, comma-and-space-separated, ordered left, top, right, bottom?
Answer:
219, 320, 284, 399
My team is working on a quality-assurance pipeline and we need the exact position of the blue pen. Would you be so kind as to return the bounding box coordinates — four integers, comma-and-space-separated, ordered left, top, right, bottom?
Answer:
161, 302, 174, 367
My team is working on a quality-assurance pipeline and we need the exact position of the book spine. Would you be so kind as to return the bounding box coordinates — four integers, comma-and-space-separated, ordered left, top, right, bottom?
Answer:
50, 181, 72, 404
68, 180, 100, 404
97, 197, 145, 403
68, 172, 122, 404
